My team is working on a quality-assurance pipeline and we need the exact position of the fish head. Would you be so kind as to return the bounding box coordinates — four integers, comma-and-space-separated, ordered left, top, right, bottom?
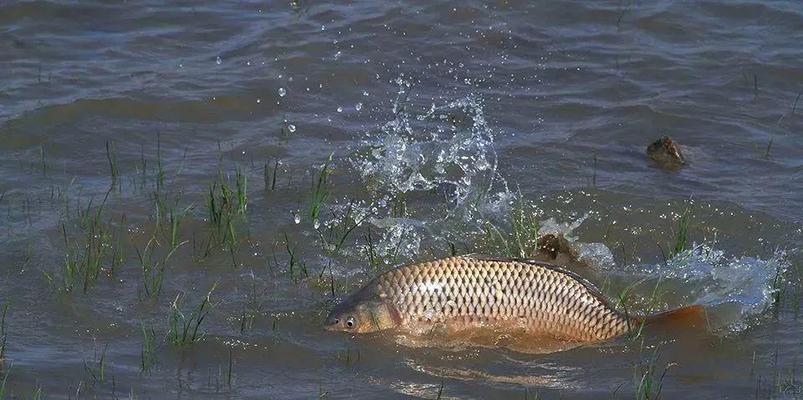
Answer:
324, 296, 399, 334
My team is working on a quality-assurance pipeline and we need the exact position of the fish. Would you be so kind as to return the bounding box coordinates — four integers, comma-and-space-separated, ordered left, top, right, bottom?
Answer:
324, 255, 705, 347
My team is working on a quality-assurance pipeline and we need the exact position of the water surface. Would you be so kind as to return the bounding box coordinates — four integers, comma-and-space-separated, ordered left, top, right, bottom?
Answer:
1, 1, 802, 399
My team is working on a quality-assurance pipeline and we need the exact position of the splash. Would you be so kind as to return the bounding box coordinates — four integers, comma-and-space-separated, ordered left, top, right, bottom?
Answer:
345, 78, 511, 262
630, 244, 790, 327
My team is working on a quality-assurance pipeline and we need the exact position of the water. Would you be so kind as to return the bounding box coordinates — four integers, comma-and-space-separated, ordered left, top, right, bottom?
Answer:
1, 1, 802, 398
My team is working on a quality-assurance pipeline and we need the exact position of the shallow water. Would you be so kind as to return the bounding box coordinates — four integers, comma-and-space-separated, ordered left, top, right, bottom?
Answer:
1, 0, 802, 399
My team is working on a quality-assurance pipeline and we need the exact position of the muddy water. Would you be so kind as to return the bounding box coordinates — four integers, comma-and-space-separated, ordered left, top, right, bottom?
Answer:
1, 1, 802, 399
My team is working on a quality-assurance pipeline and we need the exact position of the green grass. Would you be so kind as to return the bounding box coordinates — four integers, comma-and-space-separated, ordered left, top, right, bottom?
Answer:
480, 195, 540, 259
140, 321, 157, 374
167, 283, 216, 347
316, 201, 371, 257
106, 140, 119, 186
308, 154, 333, 224
205, 169, 248, 253
49, 190, 125, 293
138, 237, 186, 299
633, 347, 673, 400
167, 202, 194, 249
0, 362, 11, 400
264, 159, 279, 191
84, 343, 108, 385
0, 303, 7, 363
670, 210, 690, 258
235, 167, 247, 215
510, 195, 540, 258
282, 233, 308, 281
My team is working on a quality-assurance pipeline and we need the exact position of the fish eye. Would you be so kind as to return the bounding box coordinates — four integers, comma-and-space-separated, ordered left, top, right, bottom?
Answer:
346, 316, 355, 328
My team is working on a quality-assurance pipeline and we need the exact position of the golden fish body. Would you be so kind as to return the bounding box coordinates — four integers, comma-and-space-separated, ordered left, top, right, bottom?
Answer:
324, 255, 632, 342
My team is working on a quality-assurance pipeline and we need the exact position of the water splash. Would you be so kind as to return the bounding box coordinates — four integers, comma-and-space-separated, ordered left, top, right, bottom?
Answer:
629, 244, 790, 327
343, 78, 510, 262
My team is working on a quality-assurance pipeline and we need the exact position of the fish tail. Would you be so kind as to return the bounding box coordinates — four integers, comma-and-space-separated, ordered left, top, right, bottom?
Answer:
644, 304, 707, 331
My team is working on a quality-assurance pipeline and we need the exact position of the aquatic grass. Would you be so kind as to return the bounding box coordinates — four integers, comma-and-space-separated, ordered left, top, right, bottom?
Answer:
309, 154, 334, 224
523, 387, 539, 400
669, 210, 690, 258
138, 237, 186, 299
339, 345, 361, 366
616, 277, 661, 340
510, 195, 540, 259
167, 283, 217, 347
84, 343, 108, 385
40, 144, 47, 177
205, 168, 248, 253
316, 201, 372, 257
235, 166, 248, 215
167, 203, 194, 249
282, 233, 307, 281
390, 192, 407, 218
0, 303, 7, 362
264, 159, 279, 191
362, 225, 380, 268
226, 348, 233, 388
156, 132, 165, 194
50, 191, 125, 293
106, 140, 119, 186
140, 321, 157, 374
479, 196, 540, 259
0, 363, 11, 400
633, 347, 674, 400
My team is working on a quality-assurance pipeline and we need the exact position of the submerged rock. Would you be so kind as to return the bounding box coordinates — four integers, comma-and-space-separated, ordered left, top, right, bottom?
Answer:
647, 136, 686, 169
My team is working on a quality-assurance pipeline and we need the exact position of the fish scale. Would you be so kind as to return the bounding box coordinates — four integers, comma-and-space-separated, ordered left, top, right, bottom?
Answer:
373, 255, 630, 341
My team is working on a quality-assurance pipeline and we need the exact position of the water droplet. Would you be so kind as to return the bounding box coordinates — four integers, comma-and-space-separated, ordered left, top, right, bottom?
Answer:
288, 124, 296, 133
293, 213, 301, 224
278, 87, 286, 97
355, 102, 363, 111
216, 56, 222, 65
337, 107, 343, 113
313, 219, 320, 229
334, 51, 342, 60
256, 98, 261, 103
363, 91, 369, 96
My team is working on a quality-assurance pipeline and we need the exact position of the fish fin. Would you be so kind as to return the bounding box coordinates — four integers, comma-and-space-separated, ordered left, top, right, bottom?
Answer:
645, 305, 707, 331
